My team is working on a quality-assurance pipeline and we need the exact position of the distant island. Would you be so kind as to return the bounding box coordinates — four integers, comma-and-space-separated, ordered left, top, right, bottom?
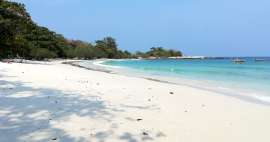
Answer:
0, 1, 182, 60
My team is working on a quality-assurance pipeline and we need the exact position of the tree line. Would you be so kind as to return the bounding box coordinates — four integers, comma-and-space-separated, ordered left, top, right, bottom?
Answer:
0, 0, 182, 60
135, 47, 182, 58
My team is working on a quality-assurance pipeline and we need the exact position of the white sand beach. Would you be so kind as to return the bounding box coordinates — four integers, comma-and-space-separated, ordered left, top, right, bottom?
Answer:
1, 60, 270, 142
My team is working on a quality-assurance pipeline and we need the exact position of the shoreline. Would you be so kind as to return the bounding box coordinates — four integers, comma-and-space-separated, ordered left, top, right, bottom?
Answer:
1, 60, 270, 142
62, 60, 113, 74
69, 59, 270, 106
10, 58, 266, 107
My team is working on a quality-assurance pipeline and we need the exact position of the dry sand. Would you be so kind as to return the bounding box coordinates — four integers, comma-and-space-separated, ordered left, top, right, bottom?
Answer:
0, 60, 270, 142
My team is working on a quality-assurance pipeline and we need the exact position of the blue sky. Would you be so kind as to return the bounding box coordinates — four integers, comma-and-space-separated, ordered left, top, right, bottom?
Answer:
14, 0, 270, 56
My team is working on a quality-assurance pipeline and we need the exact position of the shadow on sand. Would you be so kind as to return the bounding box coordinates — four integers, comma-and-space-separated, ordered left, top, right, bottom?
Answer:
0, 71, 164, 142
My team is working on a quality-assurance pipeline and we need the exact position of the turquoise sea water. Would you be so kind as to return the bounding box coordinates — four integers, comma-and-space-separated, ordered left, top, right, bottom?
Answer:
102, 58, 270, 104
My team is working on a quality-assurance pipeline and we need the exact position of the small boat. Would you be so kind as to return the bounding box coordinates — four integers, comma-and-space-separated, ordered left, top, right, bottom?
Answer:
232, 58, 245, 64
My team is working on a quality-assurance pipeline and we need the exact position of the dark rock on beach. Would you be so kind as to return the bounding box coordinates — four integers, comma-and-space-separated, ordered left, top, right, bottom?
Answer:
137, 118, 143, 121
142, 132, 149, 136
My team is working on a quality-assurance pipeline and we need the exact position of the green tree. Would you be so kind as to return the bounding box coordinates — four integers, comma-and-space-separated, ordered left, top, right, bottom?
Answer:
30, 47, 57, 60
1, 0, 182, 60
95, 37, 119, 58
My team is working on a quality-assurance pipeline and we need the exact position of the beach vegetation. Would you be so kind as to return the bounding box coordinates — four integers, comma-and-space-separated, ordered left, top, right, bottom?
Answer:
135, 47, 182, 58
0, 0, 182, 60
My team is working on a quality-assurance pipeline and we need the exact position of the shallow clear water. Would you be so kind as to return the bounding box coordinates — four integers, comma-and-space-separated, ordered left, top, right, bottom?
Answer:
102, 58, 270, 103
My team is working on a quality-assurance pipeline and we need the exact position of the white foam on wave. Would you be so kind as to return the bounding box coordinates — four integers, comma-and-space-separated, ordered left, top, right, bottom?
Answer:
92, 60, 122, 69
252, 95, 270, 103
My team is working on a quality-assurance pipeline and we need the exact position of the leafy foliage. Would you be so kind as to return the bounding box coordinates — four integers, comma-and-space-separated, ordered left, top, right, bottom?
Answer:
135, 47, 182, 58
0, 0, 182, 60
30, 47, 57, 60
